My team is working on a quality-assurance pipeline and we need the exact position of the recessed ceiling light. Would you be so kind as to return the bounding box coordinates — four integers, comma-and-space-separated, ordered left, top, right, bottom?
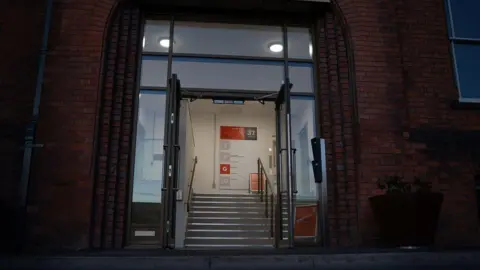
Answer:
269, 43, 283, 53
159, 38, 171, 48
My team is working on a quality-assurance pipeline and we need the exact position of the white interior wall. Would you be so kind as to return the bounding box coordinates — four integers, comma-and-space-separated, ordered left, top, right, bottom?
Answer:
190, 100, 275, 195
132, 94, 318, 202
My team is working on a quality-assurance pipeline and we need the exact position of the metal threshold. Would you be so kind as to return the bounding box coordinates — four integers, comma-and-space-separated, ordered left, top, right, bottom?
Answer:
186, 237, 271, 240
189, 223, 270, 226
188, 229, 270, 232
191, 211, 264, 214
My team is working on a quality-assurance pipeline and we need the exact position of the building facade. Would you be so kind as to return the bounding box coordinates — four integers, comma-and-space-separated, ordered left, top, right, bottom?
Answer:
1, 0, 479, 251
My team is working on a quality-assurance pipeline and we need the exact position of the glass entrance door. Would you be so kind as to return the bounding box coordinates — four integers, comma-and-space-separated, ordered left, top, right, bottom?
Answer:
275, 80, 295, 248
160, 74, 182, 248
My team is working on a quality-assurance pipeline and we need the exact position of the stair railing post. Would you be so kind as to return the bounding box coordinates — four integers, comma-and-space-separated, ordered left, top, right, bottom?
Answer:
270, 193, 274, 238
257, 159, 262, 201
265, 177, 269, 218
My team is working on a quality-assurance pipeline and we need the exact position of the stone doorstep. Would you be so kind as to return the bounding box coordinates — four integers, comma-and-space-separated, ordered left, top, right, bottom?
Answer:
3, 251, 480, 269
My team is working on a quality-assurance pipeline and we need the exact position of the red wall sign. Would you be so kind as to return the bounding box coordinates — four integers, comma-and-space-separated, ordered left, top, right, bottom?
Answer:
219, 164, 231, 175
294, 205, 317, 237
220, 126, 257, 140
249, 173, 267, 192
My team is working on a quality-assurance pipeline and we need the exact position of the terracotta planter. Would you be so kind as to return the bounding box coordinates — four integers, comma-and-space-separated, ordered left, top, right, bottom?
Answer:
369, 192, 443, 247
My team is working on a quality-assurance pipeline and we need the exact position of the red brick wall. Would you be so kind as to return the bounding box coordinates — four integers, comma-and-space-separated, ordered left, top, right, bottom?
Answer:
315, 12, 358, 247
0, 0, 45, 214
0, 0, 47, 250
332, 0, 480, 247
2, 0, 479, 250
25, 0, 122, 249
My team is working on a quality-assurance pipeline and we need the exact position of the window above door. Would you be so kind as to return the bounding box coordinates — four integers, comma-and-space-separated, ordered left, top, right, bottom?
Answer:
143, 21, 313, 61
140, 20, 315, 94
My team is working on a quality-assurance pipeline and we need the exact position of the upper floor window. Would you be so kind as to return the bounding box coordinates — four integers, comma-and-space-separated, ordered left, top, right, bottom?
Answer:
445, 0, 480, 102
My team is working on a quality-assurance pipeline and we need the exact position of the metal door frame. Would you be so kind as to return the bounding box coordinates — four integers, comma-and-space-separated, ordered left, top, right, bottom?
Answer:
128, 13, 324, 249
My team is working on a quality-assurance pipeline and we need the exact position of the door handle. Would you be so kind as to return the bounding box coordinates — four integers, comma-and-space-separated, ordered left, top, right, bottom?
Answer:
291, 148, 298, 194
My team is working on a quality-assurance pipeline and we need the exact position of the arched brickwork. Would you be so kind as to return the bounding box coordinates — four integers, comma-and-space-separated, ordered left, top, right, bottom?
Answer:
90, 1, 142, 249
315, 10, 359, 247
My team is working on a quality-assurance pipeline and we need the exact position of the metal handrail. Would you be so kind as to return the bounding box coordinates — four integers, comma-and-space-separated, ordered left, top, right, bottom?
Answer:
258, 158, 275, 196
186, 156, 198, 212
257, 158, 278, 247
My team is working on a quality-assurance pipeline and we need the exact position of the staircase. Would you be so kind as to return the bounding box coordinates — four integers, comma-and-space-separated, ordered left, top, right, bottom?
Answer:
185, 193, 274, 249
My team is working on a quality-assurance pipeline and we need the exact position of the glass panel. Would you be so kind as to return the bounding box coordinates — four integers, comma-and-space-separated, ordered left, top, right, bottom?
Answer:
277, 98, 289, 241
276, 85, 295, 243
143, 20, 171, 53
449, 0, 480, 39
279, 104, 288, 195
288, 27, 312, 59
453, 43, 480, 100
131, 91, 166, 228
290, 63, 314, 93
172, 22, 283, 58
291, 97, 316, 200
172, 57, 283, 91
140, 56, 169, 88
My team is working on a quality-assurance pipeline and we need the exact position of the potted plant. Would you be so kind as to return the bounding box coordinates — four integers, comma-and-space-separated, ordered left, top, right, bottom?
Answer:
369, 174, 443, 248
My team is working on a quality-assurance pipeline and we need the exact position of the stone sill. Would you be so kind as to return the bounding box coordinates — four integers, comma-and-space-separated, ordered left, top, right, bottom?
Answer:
451, 100, 480, 110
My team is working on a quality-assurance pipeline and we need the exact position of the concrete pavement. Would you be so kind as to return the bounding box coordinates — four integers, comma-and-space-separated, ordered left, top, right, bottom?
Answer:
2, 250, 480, 269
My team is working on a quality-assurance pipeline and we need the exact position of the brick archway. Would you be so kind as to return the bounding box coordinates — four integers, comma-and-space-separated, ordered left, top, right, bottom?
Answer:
314, 3, 360, 247
12, 0, 480, 250
22, 0, 365, 250
90, 0, 364, 249
89, 1, 141, 249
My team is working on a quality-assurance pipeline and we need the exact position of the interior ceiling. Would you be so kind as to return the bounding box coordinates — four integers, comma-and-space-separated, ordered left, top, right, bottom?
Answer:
187, 99, 307, 118
189, 99, 275, 117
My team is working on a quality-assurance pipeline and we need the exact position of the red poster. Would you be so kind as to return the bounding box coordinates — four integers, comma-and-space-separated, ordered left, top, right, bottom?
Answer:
220, 126, 245, 140
220, 126, 257, 140
219, 164, 230, 174
249, 173, 267, 192
294, 205, 317, 237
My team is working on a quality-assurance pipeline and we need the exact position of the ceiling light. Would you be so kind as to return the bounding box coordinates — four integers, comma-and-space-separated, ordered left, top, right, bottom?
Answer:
159, 38, 171, 48
269, 43, 283, 53
309, 44, 313, 56
142, 36, 146, 48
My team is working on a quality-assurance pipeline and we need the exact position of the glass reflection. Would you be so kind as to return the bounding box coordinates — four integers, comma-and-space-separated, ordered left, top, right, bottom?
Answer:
131, 91, 166, 226
172, 22, 283, 58
454, 43, 480, 100
143, 20, 171, 53
291, 97, 316, 200
172, 58, 283, 91
140, 56, 169, 87
288, 27, 312, 59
